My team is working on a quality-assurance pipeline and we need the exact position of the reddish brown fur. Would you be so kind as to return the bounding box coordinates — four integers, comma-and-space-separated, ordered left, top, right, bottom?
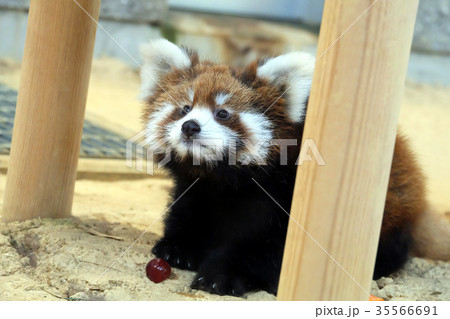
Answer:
142, 56, 301, 164
383, 134, 427, 238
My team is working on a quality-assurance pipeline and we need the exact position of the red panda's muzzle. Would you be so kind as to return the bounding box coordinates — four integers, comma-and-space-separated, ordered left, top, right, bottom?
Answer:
181, 120, 201, 138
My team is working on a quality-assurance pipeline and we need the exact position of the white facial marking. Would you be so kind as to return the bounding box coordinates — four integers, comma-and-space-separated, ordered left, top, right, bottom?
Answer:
167, 107, 238, 164
188, 88, 195, 102
145, 103, 176, 153
215, 93, 231, 106
238, 112, 273, 164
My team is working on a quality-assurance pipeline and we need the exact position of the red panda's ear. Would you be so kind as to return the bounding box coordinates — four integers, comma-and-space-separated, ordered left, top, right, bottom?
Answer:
139, 39, 192, 100
256, 52, 315, 122
238, 61, 258, 85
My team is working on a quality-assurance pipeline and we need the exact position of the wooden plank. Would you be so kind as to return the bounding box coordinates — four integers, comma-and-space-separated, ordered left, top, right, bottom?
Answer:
0, 155, 166, 180
277, 0, 419, 300
2, 0, 100, 222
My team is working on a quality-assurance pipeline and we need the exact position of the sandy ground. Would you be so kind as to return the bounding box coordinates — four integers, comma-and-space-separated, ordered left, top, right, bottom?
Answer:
0, 177, 273, 301
0, 57, 449, 301
0, 176, 448, 301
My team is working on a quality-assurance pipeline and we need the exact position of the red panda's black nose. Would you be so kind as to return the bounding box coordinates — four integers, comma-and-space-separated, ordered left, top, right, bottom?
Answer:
181, 120, 201, 138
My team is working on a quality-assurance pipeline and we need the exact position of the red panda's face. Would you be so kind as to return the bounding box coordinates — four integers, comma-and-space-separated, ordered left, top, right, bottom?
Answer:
140, 39, 314, 168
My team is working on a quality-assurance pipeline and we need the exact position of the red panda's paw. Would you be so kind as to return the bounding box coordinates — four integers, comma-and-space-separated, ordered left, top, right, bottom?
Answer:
152, 238, 199, 271
190, 271, 253, 297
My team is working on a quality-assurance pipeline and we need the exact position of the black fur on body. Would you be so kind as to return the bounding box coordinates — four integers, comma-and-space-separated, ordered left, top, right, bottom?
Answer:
152, 126, 302, 296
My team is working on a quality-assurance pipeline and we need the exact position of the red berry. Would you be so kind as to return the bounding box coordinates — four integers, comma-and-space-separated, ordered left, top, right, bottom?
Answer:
146, 258, 171, 283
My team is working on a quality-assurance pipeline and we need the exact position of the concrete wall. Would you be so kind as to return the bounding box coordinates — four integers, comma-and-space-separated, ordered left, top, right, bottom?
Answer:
0, 0, 449, 86
413, 0, 450, 54
0, 0, 167, 23
0, 0, 166, 65
168, 0, 324, 26
1, 0, 448, 60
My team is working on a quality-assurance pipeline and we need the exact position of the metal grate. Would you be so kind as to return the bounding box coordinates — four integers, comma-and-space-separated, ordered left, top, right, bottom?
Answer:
0, 84, 127, 159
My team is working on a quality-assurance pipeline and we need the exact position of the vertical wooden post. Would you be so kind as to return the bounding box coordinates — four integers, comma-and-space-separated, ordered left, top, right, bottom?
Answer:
277, 0, 418, 300
2, 0, 100, 222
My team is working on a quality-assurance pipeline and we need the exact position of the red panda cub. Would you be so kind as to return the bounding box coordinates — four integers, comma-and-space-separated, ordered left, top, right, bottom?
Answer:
140, 39, 427, 296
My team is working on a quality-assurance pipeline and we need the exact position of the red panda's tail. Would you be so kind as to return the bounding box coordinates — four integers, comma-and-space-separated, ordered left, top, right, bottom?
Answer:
411, 209, 450, 261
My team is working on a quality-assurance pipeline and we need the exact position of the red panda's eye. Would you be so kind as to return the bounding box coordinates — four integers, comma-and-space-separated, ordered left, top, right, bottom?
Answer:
181, 105, 191, 115
216, 109, 230, 120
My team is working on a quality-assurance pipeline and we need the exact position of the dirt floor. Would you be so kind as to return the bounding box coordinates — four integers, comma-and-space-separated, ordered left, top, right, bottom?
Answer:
0, 57, 449, 301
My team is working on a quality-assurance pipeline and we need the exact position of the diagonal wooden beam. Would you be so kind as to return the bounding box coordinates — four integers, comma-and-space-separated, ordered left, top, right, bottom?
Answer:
277, 0, 418, 300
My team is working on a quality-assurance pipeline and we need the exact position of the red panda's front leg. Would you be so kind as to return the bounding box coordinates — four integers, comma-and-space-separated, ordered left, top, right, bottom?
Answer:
152, 182, 208, 271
